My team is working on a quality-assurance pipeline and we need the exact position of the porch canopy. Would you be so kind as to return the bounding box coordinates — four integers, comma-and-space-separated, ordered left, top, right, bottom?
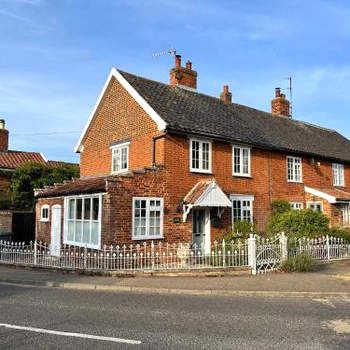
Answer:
305, 186, 350, 203
182, 180, 232, 222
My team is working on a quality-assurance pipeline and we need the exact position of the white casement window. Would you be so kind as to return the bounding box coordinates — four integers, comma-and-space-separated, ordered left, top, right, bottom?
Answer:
40, 205, 50, 222
333, 163, 344, 187
290, 202, 303, 210
190, 139, 212, 173
307, 201, 323, 213
132, 197, 164, 240
287, 156, 302, 182
64, 194, 102, 249
232, 146, 251, 176
111, 142, 129, 174
230, 195, 254, 224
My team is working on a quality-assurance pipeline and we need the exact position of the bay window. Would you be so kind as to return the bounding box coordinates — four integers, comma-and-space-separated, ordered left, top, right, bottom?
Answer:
64, 194, 102, 248
132, 197, 163, 240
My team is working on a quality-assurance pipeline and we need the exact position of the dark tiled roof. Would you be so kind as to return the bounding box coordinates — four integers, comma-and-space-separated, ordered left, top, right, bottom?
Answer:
0, 150, 45, 169
35, 177, 107, 198
119, 70, 350, 163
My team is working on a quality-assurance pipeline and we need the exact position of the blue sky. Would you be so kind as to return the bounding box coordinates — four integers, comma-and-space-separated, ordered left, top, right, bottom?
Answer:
1, 0, 350, 163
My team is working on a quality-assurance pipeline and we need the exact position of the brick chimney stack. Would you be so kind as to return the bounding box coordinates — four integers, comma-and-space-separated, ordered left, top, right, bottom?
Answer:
219, 85, 232, 104
170, 55, 197, 90
0, 119, 9, 152
271, 87, 290, 117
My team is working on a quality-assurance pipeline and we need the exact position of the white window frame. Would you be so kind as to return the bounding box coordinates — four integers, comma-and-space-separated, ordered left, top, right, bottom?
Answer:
287, 156, 302, 183
110, 141, 130, 174
40, 204, 50, 222
306, 201, 323, 212
232, 145, 251, 177
332, 163, 345, 187
189, 138, 212, 174
230, 194, 254, 226
63, 193, 103, 249
290, 202, 303, 210
341, 204, 350, 228
132, 197, 164, 240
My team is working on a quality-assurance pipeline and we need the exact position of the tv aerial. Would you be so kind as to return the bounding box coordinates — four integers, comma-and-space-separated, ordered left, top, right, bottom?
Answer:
152, 46, 177, 57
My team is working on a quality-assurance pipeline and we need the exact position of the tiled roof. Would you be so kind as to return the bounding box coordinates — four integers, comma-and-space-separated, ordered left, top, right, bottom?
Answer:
35, 176, 107, 198
46, 160, 79, 168
119, 70, 350, 163
313, 188, 350, 201
184, 180, 212, 205
0, 150, 45, 169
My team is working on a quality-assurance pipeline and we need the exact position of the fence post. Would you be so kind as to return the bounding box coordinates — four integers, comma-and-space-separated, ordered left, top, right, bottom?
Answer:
84, 245, 87, 269
222, 239, 226, 268
326, 235, 330, 260
34, 240, 37, 265
280, 232, 288, 262
248, 234, 256, 275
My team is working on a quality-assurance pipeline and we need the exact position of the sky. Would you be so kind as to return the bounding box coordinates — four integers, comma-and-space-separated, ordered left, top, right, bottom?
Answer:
1, 0, 350, 163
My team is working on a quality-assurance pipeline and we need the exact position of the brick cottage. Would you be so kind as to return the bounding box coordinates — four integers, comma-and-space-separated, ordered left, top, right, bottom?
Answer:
35, 55, 350, 254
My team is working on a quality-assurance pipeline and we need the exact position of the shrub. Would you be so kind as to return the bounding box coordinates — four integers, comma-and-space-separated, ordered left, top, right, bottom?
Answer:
328, 227, 350, 242
281, 254, 315, 272
219, 220, 255, 241
270, 200, 291, 215
267, 209, 329, 239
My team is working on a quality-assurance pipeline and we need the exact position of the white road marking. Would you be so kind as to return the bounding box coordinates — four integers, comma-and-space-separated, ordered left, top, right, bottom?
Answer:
0, 323, 141, 345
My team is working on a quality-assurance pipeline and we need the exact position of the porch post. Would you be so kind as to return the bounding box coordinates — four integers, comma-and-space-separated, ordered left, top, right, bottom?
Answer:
326, 235, 330, 260
248, 234, 256, 275
280, 232, 288, 262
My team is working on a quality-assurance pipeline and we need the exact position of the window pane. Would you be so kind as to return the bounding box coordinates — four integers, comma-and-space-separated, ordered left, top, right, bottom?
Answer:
68, 199, 75, 219
121, 147, 128, 170
192, 141, 199, 169
76, 199, 82, 220
242, 149, 249, 174
82, 221, 90, 243
92, 198, 99, 220
91, 222, 99, 245
202, 142, 209, 170
75, 221, 82, 243
234, 148, 240, 173
112, 148, 120, 172
84, 198, 91, 220
67, 221, 74, 241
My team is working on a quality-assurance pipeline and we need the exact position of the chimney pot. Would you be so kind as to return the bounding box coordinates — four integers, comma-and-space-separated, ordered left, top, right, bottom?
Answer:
220, 85, 232, 104
175, 55, 181, 68
271, 88, 290, 117
169, 54, 197, 90
0, 119, 9, 151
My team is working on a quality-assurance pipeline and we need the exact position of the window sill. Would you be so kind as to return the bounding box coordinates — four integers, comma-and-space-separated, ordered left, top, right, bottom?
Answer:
40, 219, 49, 223
232, 174, 252, 179
287, 181, 303, 184
132, 235, 164, 241
63, 240, 101, 250
190, 169, 212, 174
334, 185, 345, 188
111, 169, 129, 175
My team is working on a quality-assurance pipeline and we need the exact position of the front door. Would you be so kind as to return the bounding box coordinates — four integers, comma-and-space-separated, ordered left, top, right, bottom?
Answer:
192, 208, 210, 254
341, 204, 350, 227
50, 205, 61, 257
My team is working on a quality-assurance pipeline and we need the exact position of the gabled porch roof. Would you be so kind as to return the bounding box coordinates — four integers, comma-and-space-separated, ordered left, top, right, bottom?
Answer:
305, 186, 350, 203
183, 180, 232, 221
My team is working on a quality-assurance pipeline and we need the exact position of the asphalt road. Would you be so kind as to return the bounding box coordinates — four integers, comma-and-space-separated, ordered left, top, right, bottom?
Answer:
0, 283, 349, 349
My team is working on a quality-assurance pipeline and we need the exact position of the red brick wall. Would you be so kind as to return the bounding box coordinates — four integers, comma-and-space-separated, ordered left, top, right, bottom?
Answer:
79, 77, 164, 177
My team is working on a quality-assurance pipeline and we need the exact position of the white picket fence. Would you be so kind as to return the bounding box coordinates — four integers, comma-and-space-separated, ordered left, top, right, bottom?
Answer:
0, 240, 249, 271
0, 234, 349, 274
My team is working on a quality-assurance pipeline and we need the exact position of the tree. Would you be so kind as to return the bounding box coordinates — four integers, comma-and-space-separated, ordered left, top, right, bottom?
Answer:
10, 162, 79, 209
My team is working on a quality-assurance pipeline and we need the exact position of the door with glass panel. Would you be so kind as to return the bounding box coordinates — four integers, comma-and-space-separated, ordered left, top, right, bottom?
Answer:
341, 204, 350, 228
50, 205, 61, 256
192, 209, 210, 253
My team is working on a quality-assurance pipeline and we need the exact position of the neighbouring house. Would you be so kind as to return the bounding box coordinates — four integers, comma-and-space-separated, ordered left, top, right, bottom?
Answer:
35, 55, 350, 254
0, 119, 78, 241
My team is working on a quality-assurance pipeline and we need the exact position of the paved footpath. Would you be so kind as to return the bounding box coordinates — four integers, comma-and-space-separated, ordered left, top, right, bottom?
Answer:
0, 260, 350, 298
